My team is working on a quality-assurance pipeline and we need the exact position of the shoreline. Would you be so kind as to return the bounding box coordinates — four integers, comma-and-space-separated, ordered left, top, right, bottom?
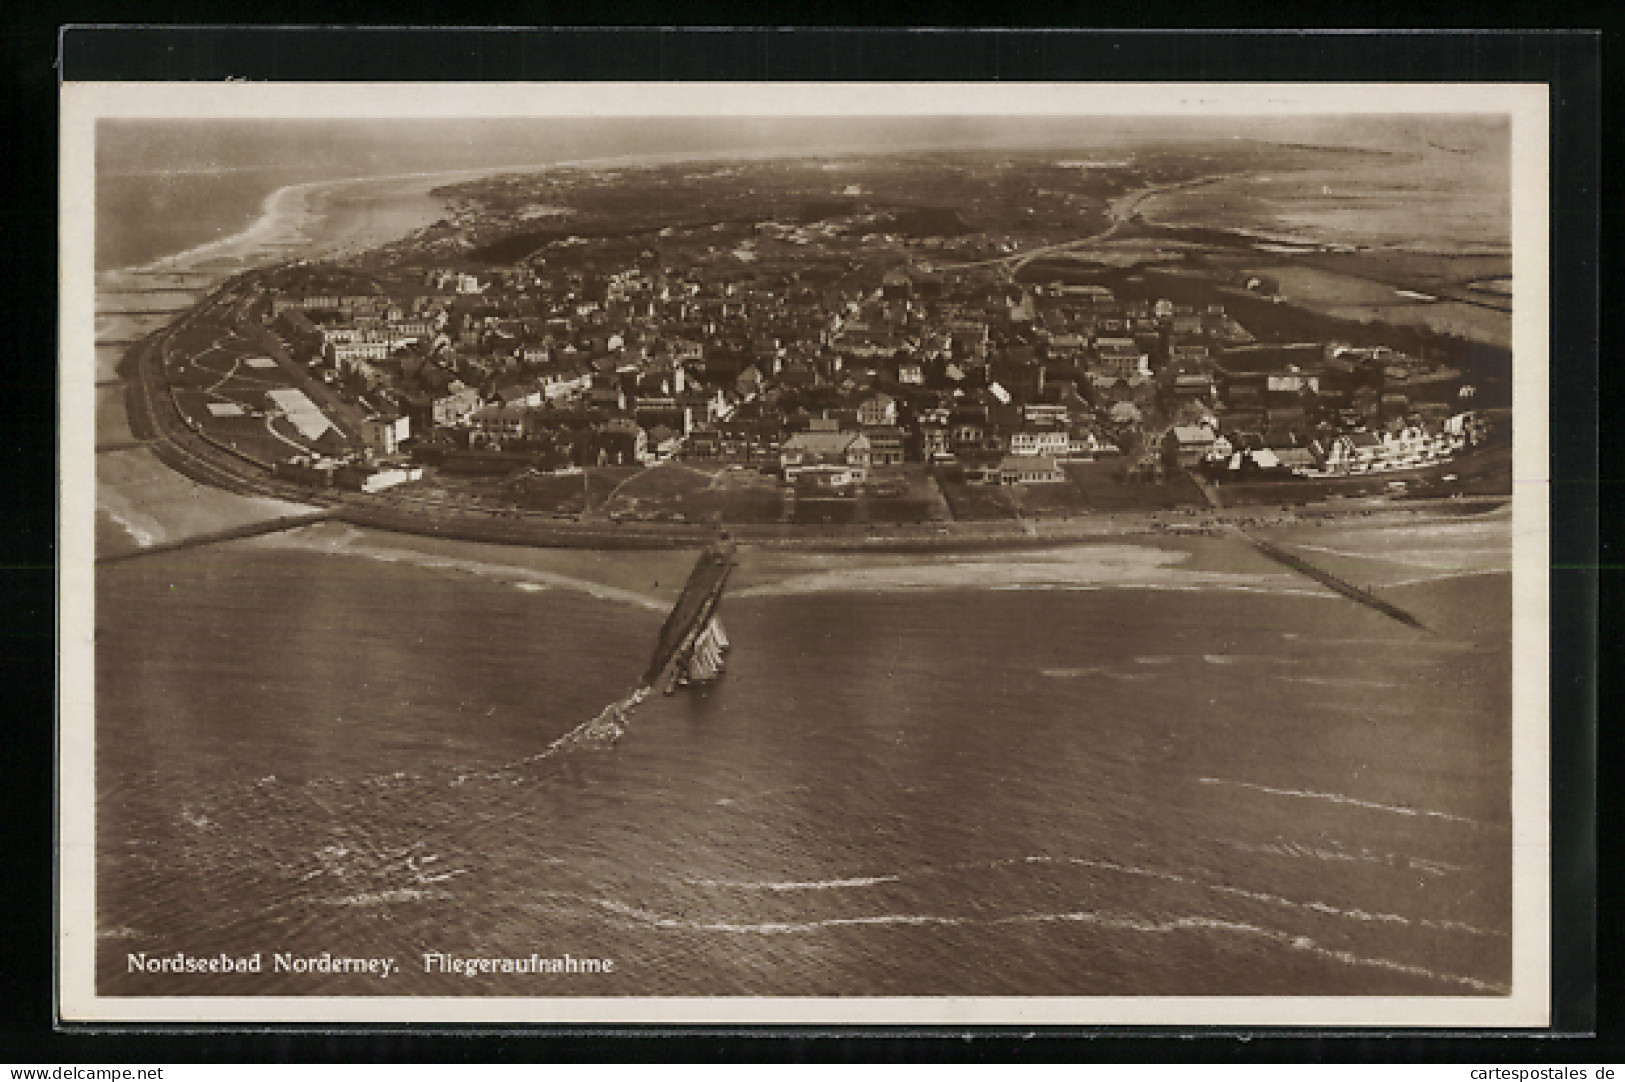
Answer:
100, 172, 447, 286
96, 146, 882, 288
224, 510, 1505, 615
1132, 168, 1511, 260
97, 154, 1512, 559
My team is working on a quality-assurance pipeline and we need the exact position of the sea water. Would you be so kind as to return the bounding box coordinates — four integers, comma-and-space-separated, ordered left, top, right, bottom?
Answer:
95, 531, 1512, 997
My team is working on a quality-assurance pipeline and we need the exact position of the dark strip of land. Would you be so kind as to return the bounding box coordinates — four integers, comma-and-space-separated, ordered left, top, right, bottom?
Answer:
1241, 532, 1429, 630
96, 511, 336, 565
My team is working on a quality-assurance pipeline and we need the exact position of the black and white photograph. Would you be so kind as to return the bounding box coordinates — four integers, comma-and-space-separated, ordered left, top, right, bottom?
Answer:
59, 81, 1550, 1026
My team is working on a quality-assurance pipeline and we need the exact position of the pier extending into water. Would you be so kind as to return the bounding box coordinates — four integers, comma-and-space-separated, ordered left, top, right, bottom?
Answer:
643, 543, 736, 693
96, 511, 335, 565
1241, 532, 1428, 631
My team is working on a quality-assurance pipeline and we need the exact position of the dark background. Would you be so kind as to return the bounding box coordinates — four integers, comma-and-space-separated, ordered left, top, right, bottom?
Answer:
3, 17, 1604, 1064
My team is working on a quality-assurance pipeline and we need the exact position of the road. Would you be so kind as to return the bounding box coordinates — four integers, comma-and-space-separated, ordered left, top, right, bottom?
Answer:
931, 173, 1230, 280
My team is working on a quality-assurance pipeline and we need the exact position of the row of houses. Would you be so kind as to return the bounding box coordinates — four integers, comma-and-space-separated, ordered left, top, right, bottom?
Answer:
1174, 412, 1486, 478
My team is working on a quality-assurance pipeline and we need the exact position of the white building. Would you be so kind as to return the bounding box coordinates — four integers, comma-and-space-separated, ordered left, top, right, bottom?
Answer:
432, 385, 483, 428
361, 414, 410, 457
1008, 428, 1071, 458
333, 340, 392, 365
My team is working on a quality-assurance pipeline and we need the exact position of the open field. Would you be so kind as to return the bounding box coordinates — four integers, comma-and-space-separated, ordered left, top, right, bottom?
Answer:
855, 467, 942, 525
159, 306, 354, 466
1287, 249, 1513, 307
604, 464, 714, 511
1238, 263, 1420, 306
603, 463, 790, 524
584, 466, 640, 513
168, 389, 294, 466
857, 494, 938, 525
790, 497, 861, 526
1066, 459, 1208, 512
678, 485, 787, 524
1010, 481, 1096, 518
503, 470, 588, 515
1318, 301, 1511, 346
938, 461, 1208, 520
938, 482, 1020, 521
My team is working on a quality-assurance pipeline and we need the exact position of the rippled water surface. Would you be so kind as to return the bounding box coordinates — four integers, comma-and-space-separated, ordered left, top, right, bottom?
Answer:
96, 529, 1512, 997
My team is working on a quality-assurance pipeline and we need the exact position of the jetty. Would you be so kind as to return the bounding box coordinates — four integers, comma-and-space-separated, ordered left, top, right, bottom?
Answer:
96, 510, 335, 565
1241, 532, 1428, 631
643, 542, 736, 694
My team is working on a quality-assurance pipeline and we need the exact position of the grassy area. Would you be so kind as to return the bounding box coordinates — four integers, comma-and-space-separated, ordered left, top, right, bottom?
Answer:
169, 389, 292, 465
504, 471, 588, 515
938, 482, 1020, 521
859, 496, 938, 524
167, 335, 250, 388
1010, 482, 1094, 518
593, 463, 802, 524
603, 464, 715, 521
859, 467, 942, 524
1065, 459, 1207, 512
607, 464, 715, 503
1215, 478, 1392, 506
160, 307, 365, 465
584, 466, 640, 512
792, 498, 861, 525
167, 318, 232, 361
677, 486, 786, 524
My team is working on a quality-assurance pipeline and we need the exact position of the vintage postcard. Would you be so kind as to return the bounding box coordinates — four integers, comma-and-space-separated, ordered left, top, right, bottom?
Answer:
60, 81, 1550, 1026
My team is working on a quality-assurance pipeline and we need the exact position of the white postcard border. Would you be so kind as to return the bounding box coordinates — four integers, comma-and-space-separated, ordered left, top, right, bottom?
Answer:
60, 80, 1552, 1027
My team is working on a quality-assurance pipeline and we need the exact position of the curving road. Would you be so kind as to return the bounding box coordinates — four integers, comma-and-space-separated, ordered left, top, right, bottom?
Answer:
932, 173, 1231, 280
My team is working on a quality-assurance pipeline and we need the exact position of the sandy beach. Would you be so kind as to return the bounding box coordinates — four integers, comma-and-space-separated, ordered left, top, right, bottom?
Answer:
93, 168, 477, 550
101, 170, 455, 286
243, 505, 1510, 625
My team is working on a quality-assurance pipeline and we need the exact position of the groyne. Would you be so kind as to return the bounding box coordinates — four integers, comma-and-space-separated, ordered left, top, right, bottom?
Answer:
96, 511, 336, 565
1241, 533, 1429, 631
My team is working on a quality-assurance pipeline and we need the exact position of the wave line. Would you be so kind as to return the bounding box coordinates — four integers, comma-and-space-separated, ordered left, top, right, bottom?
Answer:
688, 875, 903, 892
995, 910, 1507, 993
1199, 777, 1498, 828
576, 894, 1507, 993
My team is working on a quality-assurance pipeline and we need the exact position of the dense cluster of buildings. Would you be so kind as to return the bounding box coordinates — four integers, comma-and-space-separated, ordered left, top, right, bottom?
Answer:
257, 242, 1486, 497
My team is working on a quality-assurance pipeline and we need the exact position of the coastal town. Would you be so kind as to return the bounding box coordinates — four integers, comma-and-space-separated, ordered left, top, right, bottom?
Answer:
85, 108, 1532, 1013
125, 151, 1511, 537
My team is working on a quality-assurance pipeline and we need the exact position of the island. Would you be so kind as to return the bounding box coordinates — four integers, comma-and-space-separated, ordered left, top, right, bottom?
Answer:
114, 145, 1512, 557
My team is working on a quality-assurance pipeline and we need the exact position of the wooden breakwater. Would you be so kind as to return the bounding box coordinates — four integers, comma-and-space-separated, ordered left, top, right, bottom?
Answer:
96, 511, 336, 565
1242, 533, 1428, 631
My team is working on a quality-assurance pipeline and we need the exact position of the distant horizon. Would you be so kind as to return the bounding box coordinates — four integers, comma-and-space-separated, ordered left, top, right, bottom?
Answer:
97, 115, 1508, 182
94, 113, 1509, 275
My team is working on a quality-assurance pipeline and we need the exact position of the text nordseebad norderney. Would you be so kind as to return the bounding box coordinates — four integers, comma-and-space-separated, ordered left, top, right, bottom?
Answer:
125, 950, 617, 979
